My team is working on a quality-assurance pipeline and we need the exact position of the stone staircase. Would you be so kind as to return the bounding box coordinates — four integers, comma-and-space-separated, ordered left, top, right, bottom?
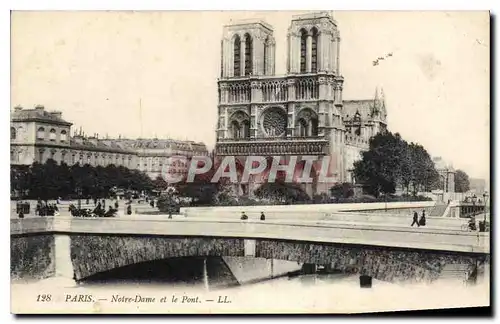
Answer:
437, 263, 472, 283
430, 203, 448, 217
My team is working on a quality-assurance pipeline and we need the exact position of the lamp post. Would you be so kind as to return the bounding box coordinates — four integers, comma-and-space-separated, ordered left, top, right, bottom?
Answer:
483, 191, 489, 229
77, 188, 82, 210
471, 194, 477, 217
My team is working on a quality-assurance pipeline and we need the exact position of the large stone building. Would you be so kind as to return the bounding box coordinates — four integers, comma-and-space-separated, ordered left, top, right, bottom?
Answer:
10, 105, 208, 179
214, 12, 388, 196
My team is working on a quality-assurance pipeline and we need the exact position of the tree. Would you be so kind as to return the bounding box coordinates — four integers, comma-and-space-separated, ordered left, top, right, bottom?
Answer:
13, 160, 156, 200
330, 182, 354, 200
353, 132, 406, 197
406, 143, 439, 194
153, 175, 169, 191
455, 169, 470, 193
254, 181, 310, 204
353, 132, 439, 197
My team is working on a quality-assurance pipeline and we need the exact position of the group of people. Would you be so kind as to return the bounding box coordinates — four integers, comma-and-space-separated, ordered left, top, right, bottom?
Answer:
35, 200, 59, 217
240, 212, 266, 221
411, 210, 426, 227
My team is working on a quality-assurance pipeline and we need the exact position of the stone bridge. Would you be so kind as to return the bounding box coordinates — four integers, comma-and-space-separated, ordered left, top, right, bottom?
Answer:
11, 215, 489, 285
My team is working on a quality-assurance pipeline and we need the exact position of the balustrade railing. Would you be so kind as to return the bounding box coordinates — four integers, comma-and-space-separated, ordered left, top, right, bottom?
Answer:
218, 136, 325, 142
345, 134, 368, 146
219, 75, 322, 104
216, 138, 328, 156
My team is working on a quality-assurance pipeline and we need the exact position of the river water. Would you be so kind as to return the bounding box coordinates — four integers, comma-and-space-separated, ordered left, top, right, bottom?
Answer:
11, 272, 489, 314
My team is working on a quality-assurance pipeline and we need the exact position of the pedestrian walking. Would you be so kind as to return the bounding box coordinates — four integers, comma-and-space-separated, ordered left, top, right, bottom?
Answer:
260, 212, 266, 221
241, 212, 248, 220
419, 209, 426, 226
411, 211, 420, 227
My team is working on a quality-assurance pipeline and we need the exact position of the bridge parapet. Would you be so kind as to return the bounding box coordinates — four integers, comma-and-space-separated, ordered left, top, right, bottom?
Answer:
11, 217, 489, 254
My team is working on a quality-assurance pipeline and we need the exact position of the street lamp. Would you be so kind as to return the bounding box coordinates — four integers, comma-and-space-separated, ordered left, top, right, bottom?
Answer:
483, 191, 489, 228
77, 188, 82, 210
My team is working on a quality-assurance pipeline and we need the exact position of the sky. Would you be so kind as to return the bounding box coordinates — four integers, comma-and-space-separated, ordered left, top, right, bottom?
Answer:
10, 11, 490, 180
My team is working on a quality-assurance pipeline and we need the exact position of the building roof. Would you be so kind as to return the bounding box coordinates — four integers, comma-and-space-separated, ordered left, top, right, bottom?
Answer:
11, 106, 72, 126
67, 137, 208, 155
130, 139, 207, 151
343, 99, 386, 122
69, 137, 132, 154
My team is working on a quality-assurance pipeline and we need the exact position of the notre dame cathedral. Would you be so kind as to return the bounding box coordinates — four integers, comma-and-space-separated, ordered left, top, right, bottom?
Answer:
214, 12, 388, 196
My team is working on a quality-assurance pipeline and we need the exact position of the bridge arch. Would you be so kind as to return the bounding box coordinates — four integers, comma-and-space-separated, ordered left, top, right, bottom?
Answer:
69, 235, 481, 283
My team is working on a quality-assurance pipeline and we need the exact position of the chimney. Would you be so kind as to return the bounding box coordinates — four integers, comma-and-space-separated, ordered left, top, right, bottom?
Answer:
35, 104, 45, 110
50, 111, 62, 119
87, 136, 98, 146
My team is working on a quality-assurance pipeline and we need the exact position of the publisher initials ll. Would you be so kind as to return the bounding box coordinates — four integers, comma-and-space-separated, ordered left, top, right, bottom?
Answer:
217, 296, 230, 304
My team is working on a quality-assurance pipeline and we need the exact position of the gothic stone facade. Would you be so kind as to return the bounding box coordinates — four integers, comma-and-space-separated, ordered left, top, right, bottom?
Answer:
214, 12, 388, 196
10, 105, 208, 180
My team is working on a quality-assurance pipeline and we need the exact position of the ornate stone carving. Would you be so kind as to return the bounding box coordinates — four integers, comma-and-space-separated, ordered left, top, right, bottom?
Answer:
261, 107, 287, 137
230, 110, 250, 123
250, 81, 261, 89
318, 77, 327, 85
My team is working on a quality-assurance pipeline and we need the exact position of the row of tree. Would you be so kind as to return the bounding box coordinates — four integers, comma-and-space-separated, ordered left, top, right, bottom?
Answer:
352, 131, 471, 197
11, 160, 155, 200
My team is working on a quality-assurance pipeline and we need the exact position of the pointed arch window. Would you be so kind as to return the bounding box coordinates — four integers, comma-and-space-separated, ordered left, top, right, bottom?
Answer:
300, 29, 307, 73
311, 28, 318, 73
263, 37, 269, 75
10, 127, 16, 140
244, 33, 253, 76
298, 119, 308, 137
234, 35, 241, 76
231, 120, 241, 139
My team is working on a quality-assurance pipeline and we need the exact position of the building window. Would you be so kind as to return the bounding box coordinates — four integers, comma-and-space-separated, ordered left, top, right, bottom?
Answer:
311, 28, 318, 73
263, 38, 268, 75
244, 33, 253, 76
234, 35, 241, 76
49, 129, 56, 141
300, 29, 307, 73
60, 130, 67, 142
10, 127, 16, 140
10, 150, 14, 162
37, 127, 45, 140
39, 150, 44, 162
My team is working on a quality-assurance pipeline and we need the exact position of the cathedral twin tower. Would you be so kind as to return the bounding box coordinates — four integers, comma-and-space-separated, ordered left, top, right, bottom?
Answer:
215, 12, 387, 195
220, 12, 341, 78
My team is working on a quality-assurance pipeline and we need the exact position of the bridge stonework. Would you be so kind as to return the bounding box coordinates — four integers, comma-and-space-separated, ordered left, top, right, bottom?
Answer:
67, 234, 485, 283
11, 232, 488, 284
70, 235, 245, 280
255, 240, 481, 282
11, 235, 55, 280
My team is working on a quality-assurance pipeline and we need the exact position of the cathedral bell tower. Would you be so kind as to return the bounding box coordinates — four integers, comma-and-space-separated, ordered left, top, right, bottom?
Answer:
287, 12, 341, 75
220, 19, 276, 78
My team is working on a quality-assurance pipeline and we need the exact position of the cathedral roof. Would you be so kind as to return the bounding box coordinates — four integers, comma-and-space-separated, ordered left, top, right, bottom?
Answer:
11, 105, 72, 126
343, 100, 379, 121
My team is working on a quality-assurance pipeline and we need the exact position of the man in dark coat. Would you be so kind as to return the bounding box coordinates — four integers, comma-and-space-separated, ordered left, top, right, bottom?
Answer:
411, 211, 420, 227
260, 212, 266, 221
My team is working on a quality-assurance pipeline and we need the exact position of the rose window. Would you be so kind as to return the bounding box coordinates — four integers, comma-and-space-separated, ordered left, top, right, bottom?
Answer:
262, 107, 287, 137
